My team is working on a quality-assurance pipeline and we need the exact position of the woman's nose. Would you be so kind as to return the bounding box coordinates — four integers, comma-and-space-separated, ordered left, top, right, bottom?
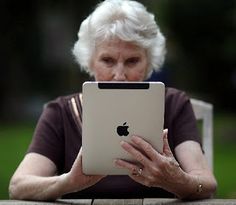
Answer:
113, 64, 126, 81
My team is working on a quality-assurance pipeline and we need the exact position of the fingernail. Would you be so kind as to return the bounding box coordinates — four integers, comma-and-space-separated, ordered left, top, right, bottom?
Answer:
131, 135, 139, 142
114, 159, 121, 167
120, 141, 126, 145
120, 141, 128, 148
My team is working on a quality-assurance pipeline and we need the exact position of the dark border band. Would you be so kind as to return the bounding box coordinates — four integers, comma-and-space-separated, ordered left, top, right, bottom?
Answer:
98, 82, 150, 89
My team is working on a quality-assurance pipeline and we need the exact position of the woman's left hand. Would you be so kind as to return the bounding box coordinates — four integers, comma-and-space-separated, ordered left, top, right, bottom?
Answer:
114, 129, 183, 189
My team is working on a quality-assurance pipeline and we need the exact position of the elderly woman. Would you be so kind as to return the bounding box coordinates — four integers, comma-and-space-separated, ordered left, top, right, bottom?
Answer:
9, 0, 217, 201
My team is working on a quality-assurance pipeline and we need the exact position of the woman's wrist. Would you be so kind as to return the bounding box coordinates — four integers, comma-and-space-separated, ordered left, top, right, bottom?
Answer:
168, 170, 197, 199
58, 172, 78, 196
175, 173, 216, 200
160, 169, 202, 200
180, 174, 203, 199
46, 173, 74, 200
60, 172, 87, 195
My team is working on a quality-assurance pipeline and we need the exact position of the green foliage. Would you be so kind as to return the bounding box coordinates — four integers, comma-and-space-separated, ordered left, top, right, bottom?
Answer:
214, 114, 236, 198
0, 124, 33, 199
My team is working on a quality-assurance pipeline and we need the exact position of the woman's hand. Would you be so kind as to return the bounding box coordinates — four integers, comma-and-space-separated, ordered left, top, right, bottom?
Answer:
114, 129, 184, 189
9, 148, 105, 201
65, 147, 106, 193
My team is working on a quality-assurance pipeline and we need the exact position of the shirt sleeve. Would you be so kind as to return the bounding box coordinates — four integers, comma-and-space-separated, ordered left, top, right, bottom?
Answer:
27, 98, 64, 171
165, 88, 201, 149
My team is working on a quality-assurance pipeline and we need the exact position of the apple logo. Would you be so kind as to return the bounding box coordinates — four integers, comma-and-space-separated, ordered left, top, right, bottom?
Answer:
116, 122, 129, 136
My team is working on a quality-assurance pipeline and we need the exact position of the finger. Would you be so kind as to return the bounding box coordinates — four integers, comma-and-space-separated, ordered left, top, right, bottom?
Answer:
75, 147, 83, 164
162, 129, 173, 157
130, 135, 159, 161
78, 146, 82, 158
74, 148, 102, 177
114, 159, 143, 177
120, 141, 150, 167
70, 147, 83, 175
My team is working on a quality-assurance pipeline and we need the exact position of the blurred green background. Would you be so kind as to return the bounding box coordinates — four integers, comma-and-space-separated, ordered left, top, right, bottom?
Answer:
0, 0, 236, 199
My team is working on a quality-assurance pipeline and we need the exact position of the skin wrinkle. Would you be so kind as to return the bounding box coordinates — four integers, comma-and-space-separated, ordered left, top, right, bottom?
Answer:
90, 39, 148, 81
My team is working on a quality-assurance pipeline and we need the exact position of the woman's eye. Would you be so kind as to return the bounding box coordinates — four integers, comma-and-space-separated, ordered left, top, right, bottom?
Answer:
101, 57, 115, 65
126, 57, 140, 65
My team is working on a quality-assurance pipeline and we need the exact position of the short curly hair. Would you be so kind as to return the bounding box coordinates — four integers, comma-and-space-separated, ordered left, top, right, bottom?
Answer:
72, 0, 166, 78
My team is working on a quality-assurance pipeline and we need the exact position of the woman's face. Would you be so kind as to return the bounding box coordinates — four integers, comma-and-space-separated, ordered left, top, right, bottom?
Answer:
90, 39, 149, 81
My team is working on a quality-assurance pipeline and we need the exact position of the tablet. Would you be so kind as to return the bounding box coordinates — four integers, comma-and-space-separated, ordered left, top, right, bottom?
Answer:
82, 81, 165, 175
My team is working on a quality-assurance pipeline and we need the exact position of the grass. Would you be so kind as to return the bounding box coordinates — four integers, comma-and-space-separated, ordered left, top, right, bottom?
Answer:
214, 113, 236, 198
0, 123, 34, 199
0, 113, 235, 199
215, 144, 236, 198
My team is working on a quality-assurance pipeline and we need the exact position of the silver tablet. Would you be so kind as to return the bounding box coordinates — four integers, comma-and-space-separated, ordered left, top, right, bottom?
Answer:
82, 81, 165, 175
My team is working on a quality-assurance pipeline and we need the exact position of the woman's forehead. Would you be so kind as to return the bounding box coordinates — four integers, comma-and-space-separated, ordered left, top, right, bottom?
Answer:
95, 39, 146, 55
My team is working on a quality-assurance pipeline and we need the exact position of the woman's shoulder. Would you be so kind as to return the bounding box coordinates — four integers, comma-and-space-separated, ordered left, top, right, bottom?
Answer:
44, 93, 81, 109
41, 93, 82, 128
165, 87, 190, 102
165, 87, 188, 97
165, 87, 191, 112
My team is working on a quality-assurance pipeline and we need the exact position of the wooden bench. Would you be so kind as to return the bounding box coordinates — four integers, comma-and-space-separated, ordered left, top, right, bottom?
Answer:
1, 198, 236, 205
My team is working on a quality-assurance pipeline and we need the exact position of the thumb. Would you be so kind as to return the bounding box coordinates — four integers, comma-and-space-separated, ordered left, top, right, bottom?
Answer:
162, 129, 173, 157
71, 147, 83, 173
76, 146, 83, 162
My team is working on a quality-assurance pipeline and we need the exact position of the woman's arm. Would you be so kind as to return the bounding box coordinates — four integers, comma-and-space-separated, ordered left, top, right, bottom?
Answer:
9, 149, 105, 201
173, 140, 217, 199
9, 153, 68, 201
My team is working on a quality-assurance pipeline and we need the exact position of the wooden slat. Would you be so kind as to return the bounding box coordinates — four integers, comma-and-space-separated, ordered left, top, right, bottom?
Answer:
0, 200, 66, 205
144, 198, 236, 205
57, 199, 92, 205
92, 199, 143, 205
144, 198, 178, 205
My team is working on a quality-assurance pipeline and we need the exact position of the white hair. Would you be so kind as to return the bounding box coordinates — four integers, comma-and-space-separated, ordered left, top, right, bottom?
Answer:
72, 0, 166, 78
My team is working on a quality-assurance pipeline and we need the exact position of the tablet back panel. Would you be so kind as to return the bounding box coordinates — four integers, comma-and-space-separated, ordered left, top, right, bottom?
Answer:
82, 82, 165, 175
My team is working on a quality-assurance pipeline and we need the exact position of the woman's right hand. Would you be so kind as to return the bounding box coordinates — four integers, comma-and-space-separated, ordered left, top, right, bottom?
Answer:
65, 147, 106, 193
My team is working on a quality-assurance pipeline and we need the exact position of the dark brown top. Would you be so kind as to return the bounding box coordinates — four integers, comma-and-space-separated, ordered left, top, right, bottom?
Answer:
28, 87, 201, 199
